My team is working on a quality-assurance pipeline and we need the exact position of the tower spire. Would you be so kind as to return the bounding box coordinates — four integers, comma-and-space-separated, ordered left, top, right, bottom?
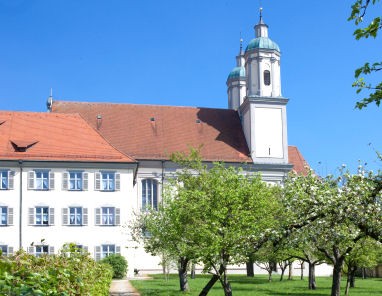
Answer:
47, 88, 53, 112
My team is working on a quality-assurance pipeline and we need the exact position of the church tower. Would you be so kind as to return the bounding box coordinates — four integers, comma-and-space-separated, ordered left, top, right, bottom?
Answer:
233, 9, 289, 165
226, 39, 246, 110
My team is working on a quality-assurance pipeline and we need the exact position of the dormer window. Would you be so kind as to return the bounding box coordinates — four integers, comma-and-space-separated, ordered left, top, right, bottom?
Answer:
264, 70, 271, 86
10, 140, 38, 152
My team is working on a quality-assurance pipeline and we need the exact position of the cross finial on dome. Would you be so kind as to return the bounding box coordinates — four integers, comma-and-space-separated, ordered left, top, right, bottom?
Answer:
240, 32, 243, 54
259, 7, 264, 24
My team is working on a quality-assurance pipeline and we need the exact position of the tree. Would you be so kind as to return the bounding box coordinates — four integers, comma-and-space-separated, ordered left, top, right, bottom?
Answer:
348, 0, 382, 108
130, 150, 282, 295
282, 169, 382, 296
284, 227, 326, 290
181, 162, 281, 296
343, 237, 382, 296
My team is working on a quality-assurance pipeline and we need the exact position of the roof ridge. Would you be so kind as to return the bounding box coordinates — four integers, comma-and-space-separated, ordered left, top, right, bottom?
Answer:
53, 100, 234, 112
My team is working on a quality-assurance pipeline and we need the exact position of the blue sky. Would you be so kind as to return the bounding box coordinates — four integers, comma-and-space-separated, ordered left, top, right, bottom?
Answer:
0, 0, 380, 175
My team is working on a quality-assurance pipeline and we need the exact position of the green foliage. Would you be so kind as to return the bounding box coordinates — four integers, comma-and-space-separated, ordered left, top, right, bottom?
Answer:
101, 253, 128, 279
0, 243, 113, 295
131, 149, 282, 295
348, 0, 382, 109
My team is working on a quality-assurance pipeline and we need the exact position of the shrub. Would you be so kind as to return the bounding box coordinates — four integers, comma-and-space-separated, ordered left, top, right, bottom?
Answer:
101, 254, 128, 279
0, 243, 113, 295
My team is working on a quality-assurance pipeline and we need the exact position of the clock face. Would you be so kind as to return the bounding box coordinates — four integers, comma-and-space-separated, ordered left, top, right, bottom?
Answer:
254, 107, 283, 158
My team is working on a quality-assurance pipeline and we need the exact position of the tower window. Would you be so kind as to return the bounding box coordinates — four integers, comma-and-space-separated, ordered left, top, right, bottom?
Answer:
264, 70, 271, 86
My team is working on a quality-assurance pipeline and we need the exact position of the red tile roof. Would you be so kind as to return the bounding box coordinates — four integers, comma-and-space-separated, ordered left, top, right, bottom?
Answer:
52, 101, 308, 173
0, 111, 135, 163
52, 101, 251, 163
288, 146, 309, 175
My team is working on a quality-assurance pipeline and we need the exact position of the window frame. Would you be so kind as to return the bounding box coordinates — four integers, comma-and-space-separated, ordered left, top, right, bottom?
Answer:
264, 70, 271, 86
95, 207, 120, 226
94, 244, 121, 261
95, 171, 120, 192
62, 207, 88, 226
0, 206, 13, 226
0, 170, 14, 190
141, 179, 158, 210
0, 245, 13, 256
28, 170, 54, 191
29, 207, 54, 226
62, 171, 88, 191
28, 245, 54, 257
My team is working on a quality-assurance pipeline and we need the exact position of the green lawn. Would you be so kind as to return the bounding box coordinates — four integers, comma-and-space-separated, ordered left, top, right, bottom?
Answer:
130, 274, 382, 296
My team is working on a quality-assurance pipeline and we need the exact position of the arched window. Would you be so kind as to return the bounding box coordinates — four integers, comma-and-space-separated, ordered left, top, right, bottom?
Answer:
264, 70, 271, 86
141, 179, 158, 210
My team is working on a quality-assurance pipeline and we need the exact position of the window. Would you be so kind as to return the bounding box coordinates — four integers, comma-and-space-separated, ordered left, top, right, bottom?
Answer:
0, 245, 13, 256
28, 245, 54, 257
62, 207, 88, 226
95, 207, 120, 226
95, 172, 120, 191
94, 244, 120, 261
62, 171, 88, 191
29, 207, 54, 226
142, 179, 158, 210
264, 70, 271, 86
0, 170, 14, 190
28, 170, 54, 190
0, 207, 13, 226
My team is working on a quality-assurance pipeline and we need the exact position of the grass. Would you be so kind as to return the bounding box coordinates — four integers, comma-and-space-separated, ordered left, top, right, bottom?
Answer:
130, 274, 382, 296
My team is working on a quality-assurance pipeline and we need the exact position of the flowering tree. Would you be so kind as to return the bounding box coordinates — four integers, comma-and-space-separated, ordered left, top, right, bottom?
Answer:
283, 167, 382, 296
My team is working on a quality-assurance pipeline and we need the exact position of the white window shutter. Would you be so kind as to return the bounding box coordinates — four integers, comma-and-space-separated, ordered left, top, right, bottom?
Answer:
83, 208, 88, 225
62, 208, 68, 225
95, 246, 101, 261
115, 208, 121, 225
49, 172, 55, 190
95, 208, 101, 225
83, 173, 88, 190
116, 246, 121, 255
28, 208, 35, 225
8, 171, 14, 190
49, 246, 54, 255
49, 208, 55, 225
62, 172, 69, 190
28, 171, 35, 190
8, 247, 14, 256
115, 173, 121, 191
95, 172, 101, 190
8, 208, 13, 225
28, 246, 35, 255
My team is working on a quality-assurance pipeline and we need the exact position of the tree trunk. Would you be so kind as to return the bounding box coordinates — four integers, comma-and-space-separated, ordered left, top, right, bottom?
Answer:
246, 260, 254, 277
268, 269, 272, 282
331, 259, 344, 296
199, 275, 219, 296
178, 257, 189, 292
222, 281, 232, 296
300, 261, 304, 280
220, 272, 232, 296
350, 268, 356, 288
345, 269, 352, 296
308, 262, 316, 290
199, 264, 225, 296
191, 263, 196, 279
288, 261, 293, 280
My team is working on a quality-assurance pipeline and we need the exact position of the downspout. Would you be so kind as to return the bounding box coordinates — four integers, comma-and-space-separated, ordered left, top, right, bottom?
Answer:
18, 160, 23, 250
133, 162, 139, 186
161, 160, 165, 206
